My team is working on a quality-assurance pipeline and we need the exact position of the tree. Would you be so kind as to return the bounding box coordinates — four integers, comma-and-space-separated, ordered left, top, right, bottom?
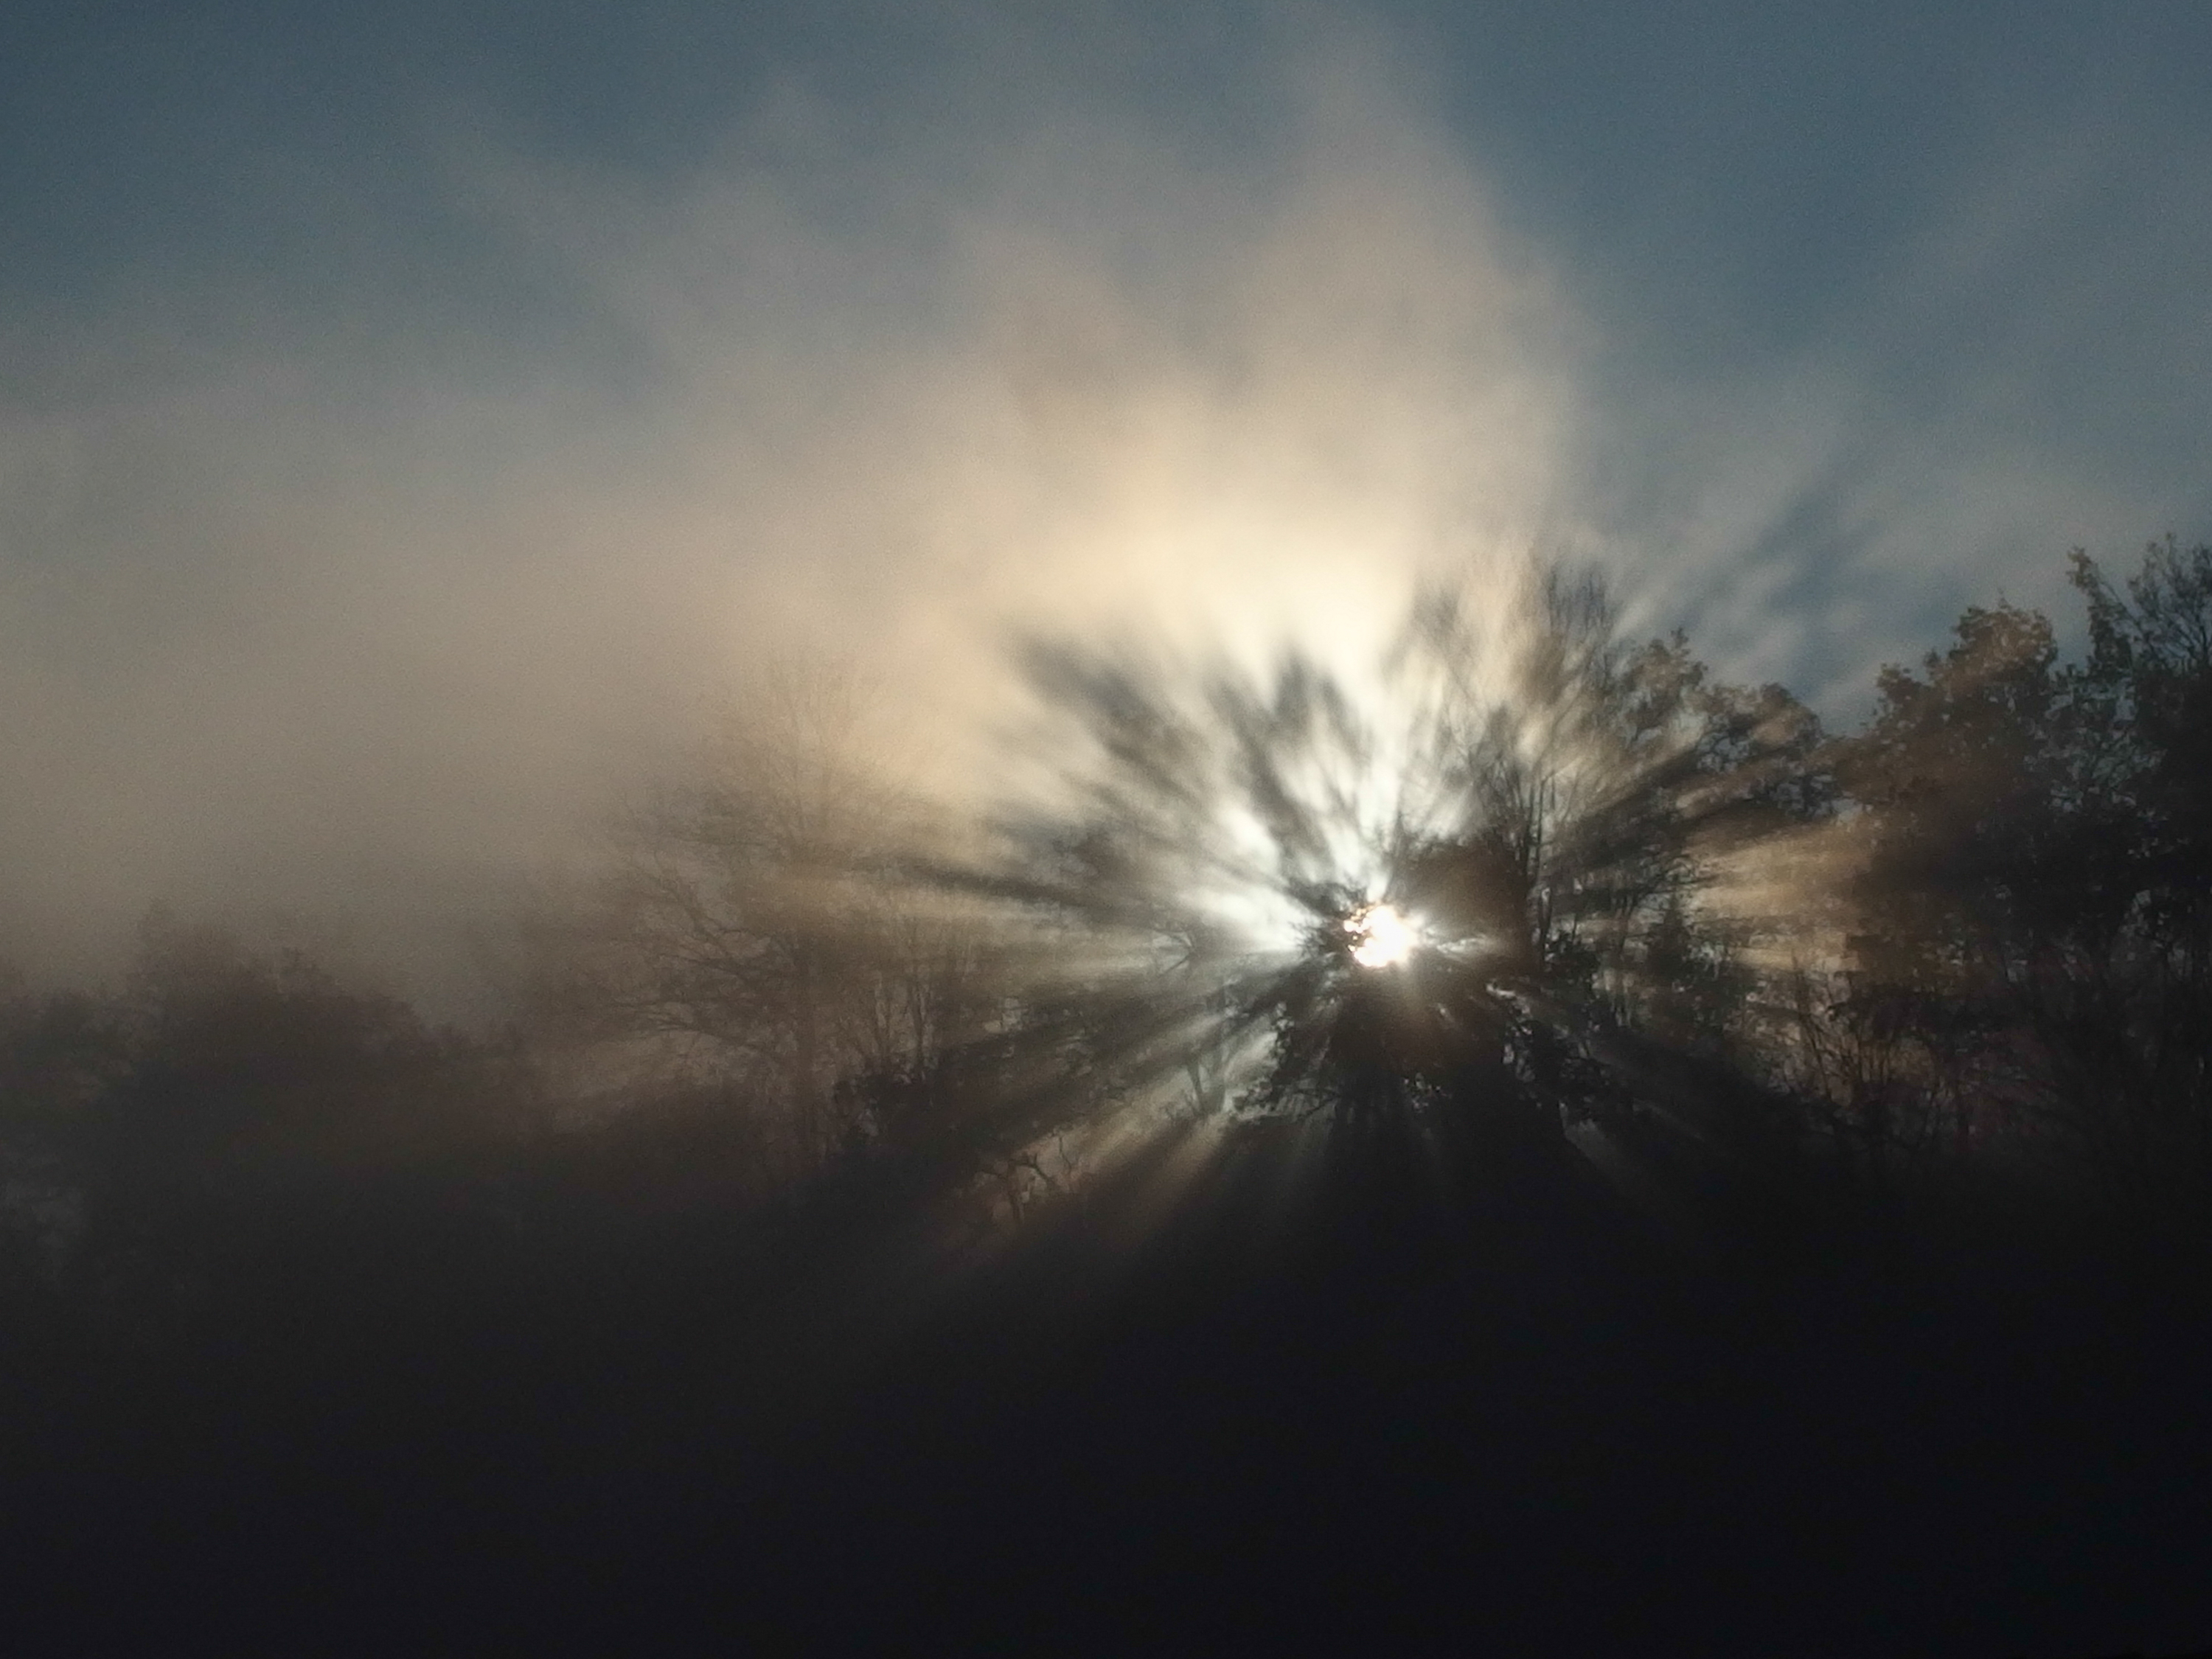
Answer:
0, 966, 127, 1130
575, 662, 1015, 1184
1822, 540, 2212, 1235
1826, 601, 2068, 1175
105, 908, 442, 1162
2060, 538, 2212, 1232
1411, 567, 1829, 1155
957, 560, 1829, 1161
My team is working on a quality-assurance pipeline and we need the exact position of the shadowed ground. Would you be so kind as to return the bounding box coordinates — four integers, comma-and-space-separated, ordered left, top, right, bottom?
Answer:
4, 1115, 2208, 1656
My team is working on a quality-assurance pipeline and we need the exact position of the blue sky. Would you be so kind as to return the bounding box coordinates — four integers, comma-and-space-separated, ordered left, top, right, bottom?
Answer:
2, 1, 2208, 991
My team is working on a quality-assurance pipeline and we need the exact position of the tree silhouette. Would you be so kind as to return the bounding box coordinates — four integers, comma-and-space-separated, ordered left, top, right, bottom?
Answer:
931, 560, 1830, 1177
571, 662, 1017, 1185
1821, 540, 2212, 1237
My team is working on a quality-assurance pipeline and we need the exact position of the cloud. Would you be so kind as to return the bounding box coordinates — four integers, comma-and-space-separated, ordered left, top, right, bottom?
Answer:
0, 18, 1591, 1007
7, 7, 2204, 1006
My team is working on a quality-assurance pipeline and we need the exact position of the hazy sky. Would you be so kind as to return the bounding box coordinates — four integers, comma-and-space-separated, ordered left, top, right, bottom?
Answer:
3, 1, 2208, 1001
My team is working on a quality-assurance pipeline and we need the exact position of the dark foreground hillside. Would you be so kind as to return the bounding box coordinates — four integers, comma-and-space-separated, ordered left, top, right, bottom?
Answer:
4, 1113, 2209, 1658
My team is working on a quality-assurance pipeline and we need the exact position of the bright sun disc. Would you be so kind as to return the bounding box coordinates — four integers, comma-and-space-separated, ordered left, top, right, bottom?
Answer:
1346, 903, 1415, 969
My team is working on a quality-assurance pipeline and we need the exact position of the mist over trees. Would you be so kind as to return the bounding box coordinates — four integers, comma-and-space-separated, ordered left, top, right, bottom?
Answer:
5, 541, 2211, 1653
7, 541, 2212, 1302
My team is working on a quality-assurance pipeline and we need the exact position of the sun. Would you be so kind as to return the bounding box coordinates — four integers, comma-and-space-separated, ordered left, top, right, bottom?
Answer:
1344, 902, 1416, 970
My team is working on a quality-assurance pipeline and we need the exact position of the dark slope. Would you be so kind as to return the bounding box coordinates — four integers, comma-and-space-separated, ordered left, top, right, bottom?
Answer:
5, 1117, 2208, 1656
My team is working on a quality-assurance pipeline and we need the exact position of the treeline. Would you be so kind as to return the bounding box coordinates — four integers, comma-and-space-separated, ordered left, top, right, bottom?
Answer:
1503, 538, 2212, 1252
1769, 538, 2212, 1241
4, 540, 2210, 1332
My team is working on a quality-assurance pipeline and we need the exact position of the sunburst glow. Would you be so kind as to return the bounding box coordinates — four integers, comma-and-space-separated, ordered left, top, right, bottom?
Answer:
1345, 903, 1416, 969
896, 559, 1834, 1151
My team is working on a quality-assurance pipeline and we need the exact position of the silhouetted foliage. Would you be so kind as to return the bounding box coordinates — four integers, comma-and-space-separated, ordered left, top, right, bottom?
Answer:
12, 543, 2207, 1324
539, 663, 1030, 1196
1816, 540, 2212, 1243
106, 909, 440, 1155
0, 972, 127, 1127
5, 553, 2211, 1658
901, 560, 1834, 1200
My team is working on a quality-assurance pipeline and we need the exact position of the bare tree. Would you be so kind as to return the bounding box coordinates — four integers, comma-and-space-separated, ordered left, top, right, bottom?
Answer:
569, 661, 1015, 1183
